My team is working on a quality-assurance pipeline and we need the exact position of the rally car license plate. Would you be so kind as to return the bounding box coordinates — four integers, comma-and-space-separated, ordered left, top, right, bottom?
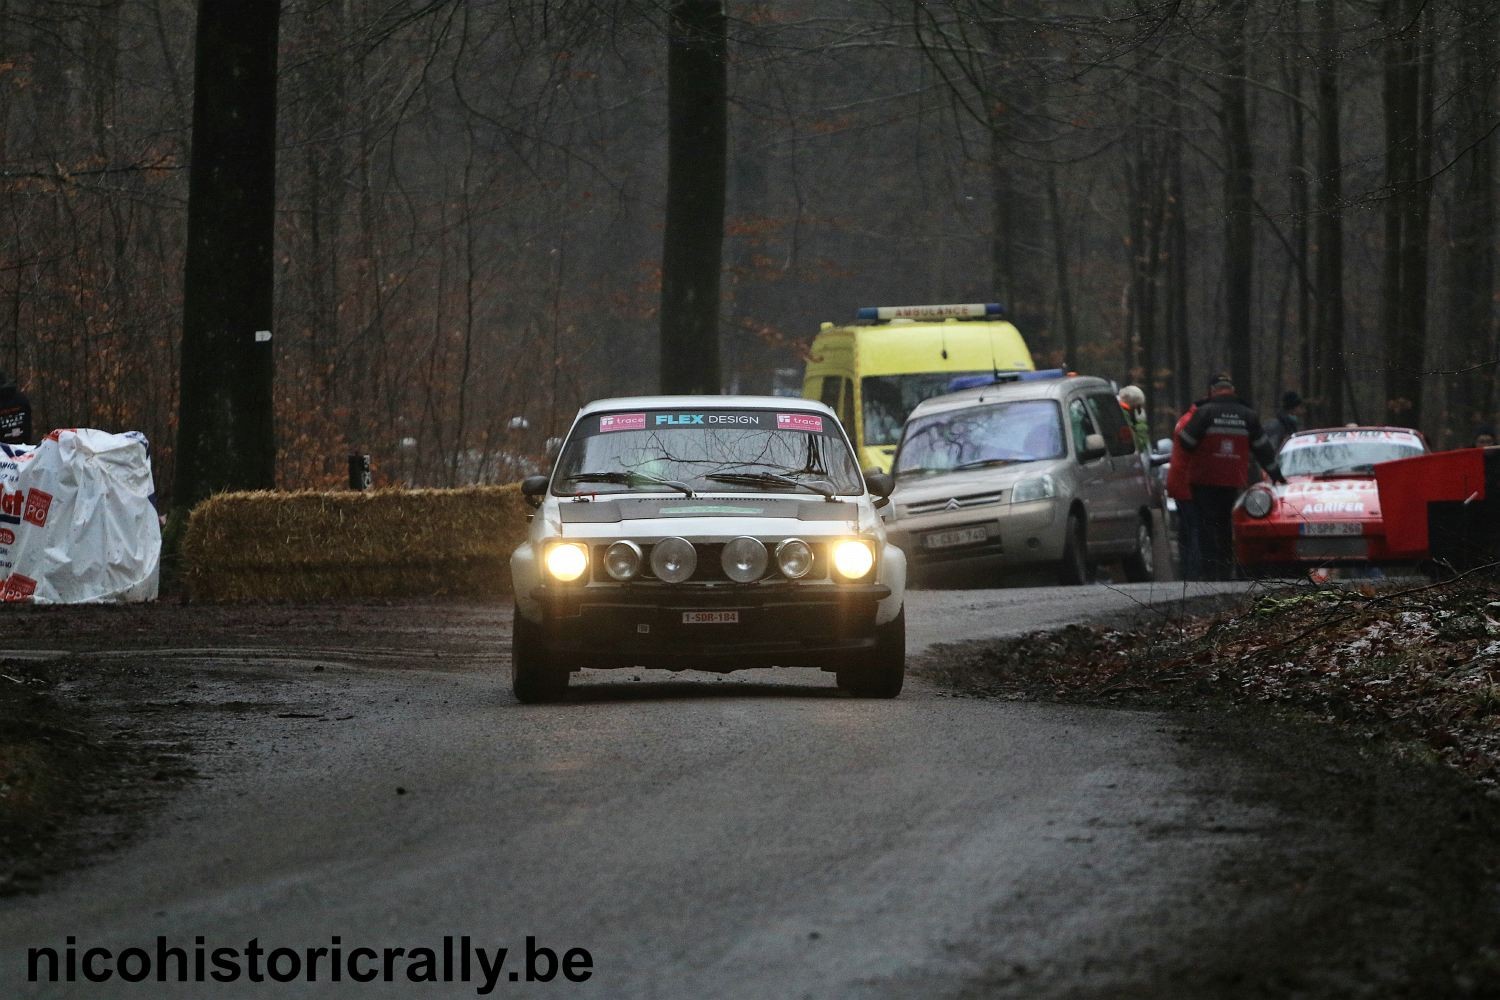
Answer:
682, 611, 739, 624
1299, 522, 1363, 537
924, 526, 989, 549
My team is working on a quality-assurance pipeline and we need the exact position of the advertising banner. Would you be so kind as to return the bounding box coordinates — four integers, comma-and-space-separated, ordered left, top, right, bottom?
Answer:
0, 429, 161, 603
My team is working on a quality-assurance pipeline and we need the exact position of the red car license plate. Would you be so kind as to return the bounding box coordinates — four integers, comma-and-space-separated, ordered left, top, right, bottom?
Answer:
682, 611, 739, 624
1299, 522, 1363, 536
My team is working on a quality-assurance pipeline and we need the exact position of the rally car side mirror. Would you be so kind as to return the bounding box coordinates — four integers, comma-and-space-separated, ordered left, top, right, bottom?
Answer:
864, 469, 894, 508
521, 474, 549, 509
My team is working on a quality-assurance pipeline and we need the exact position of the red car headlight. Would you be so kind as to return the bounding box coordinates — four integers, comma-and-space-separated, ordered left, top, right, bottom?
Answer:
1242, 487, 1275, 519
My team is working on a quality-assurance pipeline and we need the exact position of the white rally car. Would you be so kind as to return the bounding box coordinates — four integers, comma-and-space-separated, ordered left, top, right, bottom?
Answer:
510, 395, 907, 701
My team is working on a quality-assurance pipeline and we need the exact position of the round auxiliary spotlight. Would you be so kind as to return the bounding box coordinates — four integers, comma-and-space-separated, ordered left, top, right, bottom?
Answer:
650, 536, 697, 583
775, 538, 813, 580
721, 536, 769, 583
605, 540, 643, 581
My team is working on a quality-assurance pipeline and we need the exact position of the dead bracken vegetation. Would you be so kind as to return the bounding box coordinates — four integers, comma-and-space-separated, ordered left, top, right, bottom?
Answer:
920, 572, 1500, 789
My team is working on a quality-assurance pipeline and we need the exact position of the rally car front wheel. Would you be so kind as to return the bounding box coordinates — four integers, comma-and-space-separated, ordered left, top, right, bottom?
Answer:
511, 607, 569, 703
837, 607, 906, 698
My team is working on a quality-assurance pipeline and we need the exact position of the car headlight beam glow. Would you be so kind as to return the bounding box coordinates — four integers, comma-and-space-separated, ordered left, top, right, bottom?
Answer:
544, 542, 589, 582
831, 538, 876, 580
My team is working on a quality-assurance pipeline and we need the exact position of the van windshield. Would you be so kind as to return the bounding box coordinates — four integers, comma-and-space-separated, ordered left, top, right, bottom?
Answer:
893, 400, 1065, 476
554, 408, 864, 496
861, 372, 990, 446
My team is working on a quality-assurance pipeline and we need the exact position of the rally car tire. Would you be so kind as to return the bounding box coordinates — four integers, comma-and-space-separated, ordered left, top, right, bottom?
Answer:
511, 608, 569, 703
1058, 513, 1090, 586
1122, 514, 1155, 582
838, 607, 905, 698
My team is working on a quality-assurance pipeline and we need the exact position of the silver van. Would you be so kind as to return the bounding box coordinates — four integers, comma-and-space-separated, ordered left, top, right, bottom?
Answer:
884, 374, 1156, 585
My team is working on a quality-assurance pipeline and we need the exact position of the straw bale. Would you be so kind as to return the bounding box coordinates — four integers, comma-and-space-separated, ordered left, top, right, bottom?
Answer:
182, 484, 533, 601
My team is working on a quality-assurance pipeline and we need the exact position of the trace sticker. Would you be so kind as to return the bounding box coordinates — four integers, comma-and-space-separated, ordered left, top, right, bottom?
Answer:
776, 413, 824, 433
599, 412, 647, 433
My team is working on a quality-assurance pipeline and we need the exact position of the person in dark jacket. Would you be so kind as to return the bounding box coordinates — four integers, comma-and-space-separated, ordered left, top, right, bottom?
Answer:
1178, 373, 1285, 580
1264, 390, 1304, 453
0, 371, 31, 448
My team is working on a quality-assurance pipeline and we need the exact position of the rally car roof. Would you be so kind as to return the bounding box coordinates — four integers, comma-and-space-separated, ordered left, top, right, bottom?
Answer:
577, 395, 835, 416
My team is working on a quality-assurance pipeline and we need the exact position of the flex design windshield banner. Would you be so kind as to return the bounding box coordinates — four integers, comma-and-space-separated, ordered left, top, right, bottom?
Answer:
0, 429, 160, 603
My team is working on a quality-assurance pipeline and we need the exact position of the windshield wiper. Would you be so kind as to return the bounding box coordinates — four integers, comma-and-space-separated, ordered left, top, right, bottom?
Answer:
1312, 465, 1374, 477
563, 470, 695, 497
953, 457, 1017, 471
703, 471, 836, 499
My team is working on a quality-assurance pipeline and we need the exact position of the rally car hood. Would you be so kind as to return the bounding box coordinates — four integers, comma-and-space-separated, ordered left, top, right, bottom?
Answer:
1270, 476, 1381, 520
543, 492, 876, 540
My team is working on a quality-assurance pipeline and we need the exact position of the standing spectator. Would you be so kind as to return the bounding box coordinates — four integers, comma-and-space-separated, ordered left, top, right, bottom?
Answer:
1264, 390, 1305, 453
1473, 425, 1496, 448
0, 371, 32, 448
1178, 373, 1285, 581
1167, 398, 1204, 580
1117, 384, 1151, 453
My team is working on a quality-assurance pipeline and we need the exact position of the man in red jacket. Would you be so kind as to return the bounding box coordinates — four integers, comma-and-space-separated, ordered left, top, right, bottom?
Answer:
1166, 400, 1202, 579
1178, 373, 1285, 580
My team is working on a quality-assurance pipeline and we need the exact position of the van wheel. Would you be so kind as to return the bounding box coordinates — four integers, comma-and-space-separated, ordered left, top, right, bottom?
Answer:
837, 608, 905, 698
1123, 515, 1155, 582
511, 608, 568, 703
1058, 513, 1089, 586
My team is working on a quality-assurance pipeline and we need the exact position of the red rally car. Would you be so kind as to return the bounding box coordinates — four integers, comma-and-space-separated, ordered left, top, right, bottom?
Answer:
1234, 426, 1428, 575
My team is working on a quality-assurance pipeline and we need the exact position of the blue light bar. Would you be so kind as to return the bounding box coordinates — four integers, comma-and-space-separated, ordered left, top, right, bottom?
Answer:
856, 302, 1006, 322
947, 368, 1067, 392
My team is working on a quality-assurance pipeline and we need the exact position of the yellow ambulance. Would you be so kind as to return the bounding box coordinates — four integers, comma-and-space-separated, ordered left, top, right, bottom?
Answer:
802, 303, 1036, 472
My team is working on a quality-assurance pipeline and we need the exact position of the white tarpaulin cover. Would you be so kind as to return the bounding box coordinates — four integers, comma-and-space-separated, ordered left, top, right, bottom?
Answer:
0, 429, 161, 603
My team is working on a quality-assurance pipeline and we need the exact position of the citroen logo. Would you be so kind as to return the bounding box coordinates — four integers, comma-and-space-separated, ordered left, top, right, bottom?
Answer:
944, 498, 961, 511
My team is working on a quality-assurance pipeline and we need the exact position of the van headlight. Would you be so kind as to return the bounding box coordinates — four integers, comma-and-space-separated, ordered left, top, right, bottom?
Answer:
544, 542, 589, 582
831, 538, 875, 580
1242, 487, 1275, 519
1011, 474, 1056, 503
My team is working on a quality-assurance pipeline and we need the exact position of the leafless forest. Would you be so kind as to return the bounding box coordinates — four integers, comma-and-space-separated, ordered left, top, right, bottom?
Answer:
1, 1, 1495, 501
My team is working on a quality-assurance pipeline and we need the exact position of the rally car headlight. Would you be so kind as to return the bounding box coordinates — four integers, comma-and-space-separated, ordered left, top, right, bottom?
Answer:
650, 536, 697, 583
721, 536, 768, 583
1011, 474, 1056, 503
831, 538, 876, 580
544, 542, 589, 582
604, 540, 643, 581
1242, 487, 1275, 519
775, 538, 813, 579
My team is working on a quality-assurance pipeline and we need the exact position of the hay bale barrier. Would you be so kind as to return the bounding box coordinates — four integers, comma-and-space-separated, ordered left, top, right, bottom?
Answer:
181, 484, 533, 601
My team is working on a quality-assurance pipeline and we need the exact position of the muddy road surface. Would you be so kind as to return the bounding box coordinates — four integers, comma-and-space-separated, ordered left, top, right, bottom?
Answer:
5, 581, 1493, 998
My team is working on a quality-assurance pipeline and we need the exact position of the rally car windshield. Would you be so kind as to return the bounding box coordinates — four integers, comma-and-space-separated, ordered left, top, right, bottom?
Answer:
893, 399, 1065, 477
1278, 434, 1425, 477
553, 409, 864, 496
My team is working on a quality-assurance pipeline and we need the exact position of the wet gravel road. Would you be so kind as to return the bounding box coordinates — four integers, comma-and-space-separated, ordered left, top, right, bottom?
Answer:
0, 582, 1264, 998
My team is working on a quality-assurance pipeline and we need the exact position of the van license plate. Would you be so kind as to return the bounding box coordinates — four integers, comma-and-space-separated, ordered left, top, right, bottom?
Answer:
1299, 522, 1363, 536
682, 611, 739, 624
924, 526, 989, 549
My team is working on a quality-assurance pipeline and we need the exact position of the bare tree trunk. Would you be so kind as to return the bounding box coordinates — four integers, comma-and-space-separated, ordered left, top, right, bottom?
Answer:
1381, 0, 1434, 430
1446, 0, 1498, 438
172, 0, 280, 516
1220, 0, 1255, 395
1047, 166, 1076, 369
659, 0, 727, 394
1167, 66, 1191, 413
1313, 0, 1346, 425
